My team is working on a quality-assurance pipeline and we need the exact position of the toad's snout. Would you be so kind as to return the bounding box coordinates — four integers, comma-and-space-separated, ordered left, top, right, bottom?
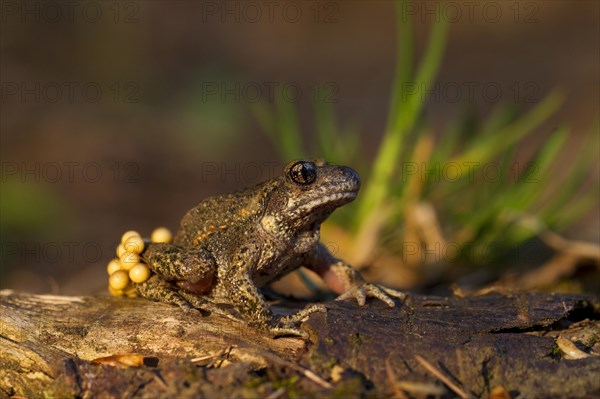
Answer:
335, 165, 361, 194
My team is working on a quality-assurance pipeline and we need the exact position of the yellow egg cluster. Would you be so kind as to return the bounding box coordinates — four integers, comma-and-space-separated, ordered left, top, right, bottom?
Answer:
106, 227, 173, 297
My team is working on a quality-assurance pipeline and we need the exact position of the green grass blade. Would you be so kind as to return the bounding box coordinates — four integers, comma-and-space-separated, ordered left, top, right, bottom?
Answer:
455, 128, 568, 247
508, 127, 568, 210
540, 124, 599, 221
338, 123, 362, 166
353, 11, 448, 231
275, 94, 305, 160
546, 190, 599, 229
451, 91, 563, 167
480, 104, 516, 136
384, 2, 413, 131
250, 101, 277, 142
315, 101, 338, 161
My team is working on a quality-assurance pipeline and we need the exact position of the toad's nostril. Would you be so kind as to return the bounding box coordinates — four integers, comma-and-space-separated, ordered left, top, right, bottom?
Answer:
339, 166, 361, 191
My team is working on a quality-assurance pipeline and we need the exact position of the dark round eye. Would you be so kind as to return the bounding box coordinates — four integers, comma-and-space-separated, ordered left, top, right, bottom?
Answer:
288, 161, 317, 185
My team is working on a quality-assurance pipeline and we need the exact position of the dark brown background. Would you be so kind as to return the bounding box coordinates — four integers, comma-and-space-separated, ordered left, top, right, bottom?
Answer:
1, 1, 598, 293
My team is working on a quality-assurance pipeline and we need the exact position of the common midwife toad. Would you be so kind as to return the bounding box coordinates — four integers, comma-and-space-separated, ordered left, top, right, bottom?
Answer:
135, 159, 405, 336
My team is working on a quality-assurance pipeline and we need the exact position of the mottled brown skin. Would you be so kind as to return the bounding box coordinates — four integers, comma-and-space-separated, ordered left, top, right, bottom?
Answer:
135, 160, 405, 336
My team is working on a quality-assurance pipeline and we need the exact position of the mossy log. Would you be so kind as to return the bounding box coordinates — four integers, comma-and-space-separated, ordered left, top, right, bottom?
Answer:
1, 290, 599, 398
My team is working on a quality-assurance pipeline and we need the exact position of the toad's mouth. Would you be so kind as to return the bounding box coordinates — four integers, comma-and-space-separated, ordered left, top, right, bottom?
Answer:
296, 191, 358, 214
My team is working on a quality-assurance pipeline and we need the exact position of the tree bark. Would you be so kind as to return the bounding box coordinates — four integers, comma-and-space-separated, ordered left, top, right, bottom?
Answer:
1, 290, 599, 398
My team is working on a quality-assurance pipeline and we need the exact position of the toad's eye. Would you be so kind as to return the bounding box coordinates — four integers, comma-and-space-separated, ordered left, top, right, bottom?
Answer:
288, 161, 317, 185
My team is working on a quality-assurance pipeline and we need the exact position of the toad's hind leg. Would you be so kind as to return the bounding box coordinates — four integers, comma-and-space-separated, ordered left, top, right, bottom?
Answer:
142, 243, 216, 294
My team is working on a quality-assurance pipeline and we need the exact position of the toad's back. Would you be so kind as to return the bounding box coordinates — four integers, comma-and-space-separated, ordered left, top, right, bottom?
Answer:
173, 180, 276, 250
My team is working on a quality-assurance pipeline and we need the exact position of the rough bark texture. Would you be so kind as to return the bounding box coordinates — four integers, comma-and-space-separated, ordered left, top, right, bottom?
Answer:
1, 290, 599, 398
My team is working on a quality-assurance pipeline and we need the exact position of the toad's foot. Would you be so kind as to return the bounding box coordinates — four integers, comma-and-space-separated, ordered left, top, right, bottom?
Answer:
135, 275, 196, 311
270, 304, 326, 338
336, 283, 406, 307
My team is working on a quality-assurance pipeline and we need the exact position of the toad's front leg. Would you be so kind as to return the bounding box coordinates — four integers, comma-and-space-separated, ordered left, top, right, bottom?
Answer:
223, 245, 325, 337
227, 271, 318, 337
305, 243, 406, 307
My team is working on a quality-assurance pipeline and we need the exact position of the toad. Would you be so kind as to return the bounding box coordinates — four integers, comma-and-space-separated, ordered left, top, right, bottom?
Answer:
135, 159, 405, 336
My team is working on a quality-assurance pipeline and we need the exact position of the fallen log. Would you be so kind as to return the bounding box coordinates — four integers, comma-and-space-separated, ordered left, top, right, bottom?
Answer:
1, 290, 598, 398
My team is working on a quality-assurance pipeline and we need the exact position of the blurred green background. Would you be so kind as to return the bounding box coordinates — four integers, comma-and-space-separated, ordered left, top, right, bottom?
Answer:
1, 1, 598, 296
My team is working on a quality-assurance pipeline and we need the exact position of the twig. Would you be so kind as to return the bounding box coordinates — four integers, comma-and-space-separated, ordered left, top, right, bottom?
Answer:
191, 345, 235, 368
386, 358, 446, 397
556, 336, 592, 359
256, 348, 332, 389
385, 359, 409, 399
150, 371, 169, 389
265, 387, 286, 399
415, 355, 470, 399
503, 211, 600, 262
